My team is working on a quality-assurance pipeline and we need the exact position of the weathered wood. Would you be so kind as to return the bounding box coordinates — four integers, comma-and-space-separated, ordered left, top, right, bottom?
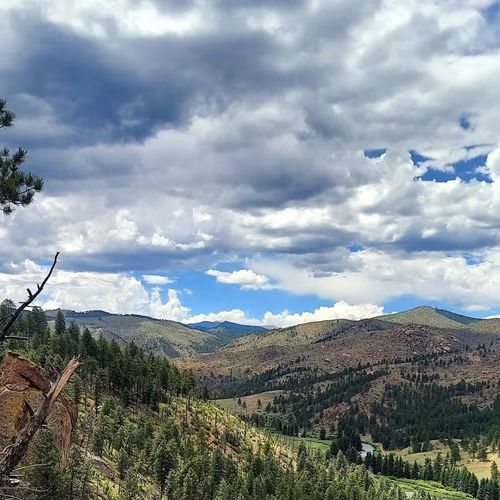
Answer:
0, 357, 79, 480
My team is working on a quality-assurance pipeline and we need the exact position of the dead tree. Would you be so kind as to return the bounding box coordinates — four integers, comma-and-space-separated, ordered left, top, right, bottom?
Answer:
0, 251, 80, 489
0, 252, 59, 342
0, 357, 80, 487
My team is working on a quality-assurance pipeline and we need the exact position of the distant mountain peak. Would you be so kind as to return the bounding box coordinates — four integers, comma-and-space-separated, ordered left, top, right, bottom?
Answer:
188, 320, 267, 336
379, 305, 479, 329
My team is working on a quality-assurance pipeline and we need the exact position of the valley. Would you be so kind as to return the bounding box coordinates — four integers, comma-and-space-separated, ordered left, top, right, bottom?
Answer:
1, 302, 499, 499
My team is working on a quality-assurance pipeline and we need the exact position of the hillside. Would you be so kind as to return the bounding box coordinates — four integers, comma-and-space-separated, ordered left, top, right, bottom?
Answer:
179, 306, 500, 476
2, 304, 498, 499
180, 306, 500, 378
1, 306, 423, 500
188, 320, 268, 339
46, 309, 225, 358
179, 315, 494, 378
378, 306, 481, 329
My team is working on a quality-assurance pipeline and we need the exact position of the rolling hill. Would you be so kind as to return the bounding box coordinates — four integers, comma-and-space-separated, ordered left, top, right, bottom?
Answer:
45, 310, 268, 358
180, 305, 500, 378
378, 306, 481, 329
178, 317, 476, 377
45, 309, 230, 358
188, 320, 268, 338
178, 306, 500, 443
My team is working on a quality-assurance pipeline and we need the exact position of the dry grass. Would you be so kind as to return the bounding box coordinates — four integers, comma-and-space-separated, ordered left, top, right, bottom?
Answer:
395, 441, 500, 479
213, 390, 283, 415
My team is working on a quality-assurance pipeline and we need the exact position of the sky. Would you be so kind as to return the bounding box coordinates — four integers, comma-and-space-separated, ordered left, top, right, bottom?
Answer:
2, 0, 500, 327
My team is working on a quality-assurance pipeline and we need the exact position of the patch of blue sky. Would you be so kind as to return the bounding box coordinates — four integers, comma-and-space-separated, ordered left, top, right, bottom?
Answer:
409, 150, 433, 166
136, 268, 325, 319
383, 295, 487, 319
348, 244, 364, 252
463, 253, 485, 266
459, 115, 472, 130
363, 149, 386, 159
415, 152, 491, 183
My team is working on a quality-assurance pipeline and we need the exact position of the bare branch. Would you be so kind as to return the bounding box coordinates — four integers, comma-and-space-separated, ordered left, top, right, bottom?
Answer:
1, 252, 59, 342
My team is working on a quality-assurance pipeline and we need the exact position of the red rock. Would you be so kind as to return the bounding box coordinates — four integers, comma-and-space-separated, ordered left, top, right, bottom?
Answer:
0, 352, 77, 466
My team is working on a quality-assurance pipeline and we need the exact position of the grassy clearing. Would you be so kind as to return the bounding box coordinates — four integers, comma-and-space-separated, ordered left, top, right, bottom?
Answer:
270, 434, 332, 454
267, 434, 475, 499
213, 390, 283, 414
463, 451, 500, 479
395, 440, 500, 479
383, 477, 475, 499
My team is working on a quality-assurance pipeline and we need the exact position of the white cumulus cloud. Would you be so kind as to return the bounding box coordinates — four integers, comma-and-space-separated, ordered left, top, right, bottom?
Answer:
206, 269, 271, 290
142, 274, 174, 285
263, 301, 385, 328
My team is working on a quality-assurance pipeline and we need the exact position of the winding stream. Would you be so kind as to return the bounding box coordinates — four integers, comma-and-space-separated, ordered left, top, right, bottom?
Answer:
360, 442, 375, 459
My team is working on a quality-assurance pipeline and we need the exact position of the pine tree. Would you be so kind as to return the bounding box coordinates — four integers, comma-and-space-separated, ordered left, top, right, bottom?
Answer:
297, 442, 307, 472
55, 309, 66, 335
450, 441, 461, 464
0, 99, 43, 214
214, 478, 232, 500
27, 430, 66, 498
477, 443, 488, 462
491, 461, 499, 482
81, 328, 97, 358
154, 443, 176, 498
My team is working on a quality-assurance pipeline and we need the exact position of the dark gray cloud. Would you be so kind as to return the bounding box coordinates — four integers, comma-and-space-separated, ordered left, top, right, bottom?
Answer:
1, 8, 317, 148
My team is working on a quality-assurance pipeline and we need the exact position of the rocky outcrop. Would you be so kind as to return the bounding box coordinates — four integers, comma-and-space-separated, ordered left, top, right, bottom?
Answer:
0, 352, 77, 466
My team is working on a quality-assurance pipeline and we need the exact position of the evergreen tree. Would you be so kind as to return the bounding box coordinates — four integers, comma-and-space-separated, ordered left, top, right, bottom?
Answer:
491, 461, 499, 484
477, 443, 488, 462
0, 99, 43, 214
55, 309, 66, 335
154, 443, 176, 498
81, 328, 97, 358
450, 441, 461, 464
27, 430, 67, 498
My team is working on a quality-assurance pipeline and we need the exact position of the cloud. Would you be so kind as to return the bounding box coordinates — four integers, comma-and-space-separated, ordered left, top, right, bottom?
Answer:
187, 309, 261, 325
142, 274, 174, 285
263, 301, 385, 328
0, 259, 383, 327
206, 269, 271, 290
149, 288, 190, 321
0, 259, 189, 321
251, 246, 500, 310
2, 0, 500, 314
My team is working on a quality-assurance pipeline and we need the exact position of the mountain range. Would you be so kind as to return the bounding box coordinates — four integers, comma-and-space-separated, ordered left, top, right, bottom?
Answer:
39, 304, 500, 492
47, 304, 500, 364
179, 305, 500, 386
187, 320, 268, 336
45, 309, 268, 358
177, 305, 500, 452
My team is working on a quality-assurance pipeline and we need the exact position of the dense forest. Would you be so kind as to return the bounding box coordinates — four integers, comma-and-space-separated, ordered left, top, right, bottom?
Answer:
219, 346, 500, 500
230, 349, 500, 447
